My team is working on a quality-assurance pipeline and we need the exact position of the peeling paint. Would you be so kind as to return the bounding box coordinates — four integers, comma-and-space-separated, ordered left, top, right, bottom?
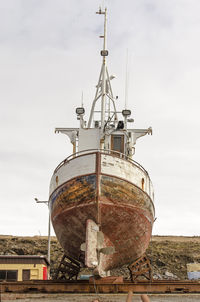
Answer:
49, 152, 154, 272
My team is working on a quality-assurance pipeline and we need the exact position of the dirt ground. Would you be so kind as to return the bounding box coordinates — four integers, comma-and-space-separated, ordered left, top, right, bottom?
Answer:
0, 235, 200, 280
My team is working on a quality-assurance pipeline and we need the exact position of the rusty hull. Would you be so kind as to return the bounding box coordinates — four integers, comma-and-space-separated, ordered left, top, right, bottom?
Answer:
50, 152, 154, 272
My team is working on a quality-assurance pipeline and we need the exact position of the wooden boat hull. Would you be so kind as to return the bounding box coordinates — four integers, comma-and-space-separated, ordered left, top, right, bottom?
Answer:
49, 152, 155, 272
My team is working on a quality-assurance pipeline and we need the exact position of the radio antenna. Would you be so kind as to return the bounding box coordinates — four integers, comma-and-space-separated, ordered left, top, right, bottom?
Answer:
125, 49, 129, 109
81, 91, 84, 107
101, 0, 105, 10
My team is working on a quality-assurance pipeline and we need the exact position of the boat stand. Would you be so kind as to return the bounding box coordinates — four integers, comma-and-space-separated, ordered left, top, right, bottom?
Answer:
53, 254, 81, 280
128, 254, 152, 282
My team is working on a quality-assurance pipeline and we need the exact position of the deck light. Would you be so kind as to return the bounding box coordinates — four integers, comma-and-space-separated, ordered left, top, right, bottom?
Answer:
101, 50, 108, 56
76, 107, 85, 115
122, 109, 131, 117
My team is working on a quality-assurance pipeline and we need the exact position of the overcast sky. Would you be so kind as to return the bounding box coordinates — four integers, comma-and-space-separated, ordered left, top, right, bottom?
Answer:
1, 0, 200, 237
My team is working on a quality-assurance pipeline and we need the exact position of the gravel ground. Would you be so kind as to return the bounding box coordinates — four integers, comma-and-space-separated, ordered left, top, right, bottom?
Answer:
2, 293, 200, 302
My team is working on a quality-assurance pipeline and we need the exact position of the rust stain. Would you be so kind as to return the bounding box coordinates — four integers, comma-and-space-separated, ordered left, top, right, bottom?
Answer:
141, 177, 144, 190
99, 203, 152, 270
50, 174, 96, 213
100, 174, 154, 220
50, 172, 154, 271
96, 152, 101, 225
55, 175, 59, 186
50, 175, 98, 260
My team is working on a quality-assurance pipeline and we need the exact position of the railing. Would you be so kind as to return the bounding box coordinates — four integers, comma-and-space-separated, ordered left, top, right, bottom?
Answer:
53, 149, 150, 177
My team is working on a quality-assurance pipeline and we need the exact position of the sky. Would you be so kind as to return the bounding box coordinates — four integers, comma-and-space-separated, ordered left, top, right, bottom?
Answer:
1, 0, 200, 237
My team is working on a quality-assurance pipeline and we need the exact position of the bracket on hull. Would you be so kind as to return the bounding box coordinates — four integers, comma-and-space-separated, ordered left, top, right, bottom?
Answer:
128, 254, 152, 282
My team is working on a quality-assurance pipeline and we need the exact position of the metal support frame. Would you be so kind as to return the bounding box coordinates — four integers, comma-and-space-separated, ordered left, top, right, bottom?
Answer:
128, 254, 152, 282
53, 254, 81, 280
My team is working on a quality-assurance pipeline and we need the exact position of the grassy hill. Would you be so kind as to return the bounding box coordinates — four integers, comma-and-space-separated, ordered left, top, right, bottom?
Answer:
0, 235, 200, 280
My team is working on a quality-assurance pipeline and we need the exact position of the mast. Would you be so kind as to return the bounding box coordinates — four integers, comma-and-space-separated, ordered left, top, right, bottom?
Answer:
87, 7, 118, 133
55, 7, 152, 157
100, 7, 107, 134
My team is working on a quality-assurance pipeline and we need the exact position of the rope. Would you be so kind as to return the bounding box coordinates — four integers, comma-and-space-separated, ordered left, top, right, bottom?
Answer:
92, 275, 102, 302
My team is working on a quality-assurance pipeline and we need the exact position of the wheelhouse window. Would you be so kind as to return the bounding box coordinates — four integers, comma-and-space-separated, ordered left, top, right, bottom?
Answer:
111, 134, 124, 154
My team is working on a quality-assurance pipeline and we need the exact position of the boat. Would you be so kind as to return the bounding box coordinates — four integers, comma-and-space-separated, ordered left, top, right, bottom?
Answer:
49, 7, 155, 277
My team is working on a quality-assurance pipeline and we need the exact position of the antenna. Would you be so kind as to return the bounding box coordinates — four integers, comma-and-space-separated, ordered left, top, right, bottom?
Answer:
96, 7, 107, 133
81, 91, 84, 107
125, 49, 129, 109
101, 0, 105, 11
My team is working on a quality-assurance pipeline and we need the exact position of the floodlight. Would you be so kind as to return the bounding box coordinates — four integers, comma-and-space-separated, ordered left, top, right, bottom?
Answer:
122, 109, 131, 117
76, 107, 85, 115
101, 50, 109, 56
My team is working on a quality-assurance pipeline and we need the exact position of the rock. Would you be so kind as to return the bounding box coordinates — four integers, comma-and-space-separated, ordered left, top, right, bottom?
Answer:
156, 259, 165, 267
11, 247, 25, 255
153, 273, 162, 280
165, 271, 178, 279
